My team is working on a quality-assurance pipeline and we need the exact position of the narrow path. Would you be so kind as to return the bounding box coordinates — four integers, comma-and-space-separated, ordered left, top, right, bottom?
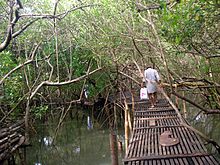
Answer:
123, 99, 219, 165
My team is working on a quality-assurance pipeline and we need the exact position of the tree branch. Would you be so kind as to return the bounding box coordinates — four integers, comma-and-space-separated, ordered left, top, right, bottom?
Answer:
0, 1, 21, 52
136, 1, 171, 12
118, 71, 140, 85
30, 67, 103, 99
0, 2, 98, 52
20, 4, 99, 19
0, 43, 41, 85
12, 18, 39, 38
172, 91, 220, 114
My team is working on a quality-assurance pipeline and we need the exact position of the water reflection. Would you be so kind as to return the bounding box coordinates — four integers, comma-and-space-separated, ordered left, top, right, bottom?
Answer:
87, 116, 93, 130
42, 136, 53, 146
26, 118, 124, 165
194, 113, 207, 123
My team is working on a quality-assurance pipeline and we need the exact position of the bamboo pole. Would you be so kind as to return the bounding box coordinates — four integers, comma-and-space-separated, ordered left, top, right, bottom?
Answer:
127, 108, 133, 133
114, 102, 117, 129
175, 84, 179, 107
182, 91, 187, 118
24, 99, 30, 145
110, 130, 119, 165
131, 90, 135, 113
124, 100, 129, 153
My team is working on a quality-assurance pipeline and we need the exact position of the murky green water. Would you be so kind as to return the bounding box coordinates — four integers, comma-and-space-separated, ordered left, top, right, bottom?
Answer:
26, 102, 220, 164
26, 116, 124, 165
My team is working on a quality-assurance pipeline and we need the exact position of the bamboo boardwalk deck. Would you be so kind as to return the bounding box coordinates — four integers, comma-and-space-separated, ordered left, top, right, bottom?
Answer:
0, 120, 24, 163
123, 99, 220, 165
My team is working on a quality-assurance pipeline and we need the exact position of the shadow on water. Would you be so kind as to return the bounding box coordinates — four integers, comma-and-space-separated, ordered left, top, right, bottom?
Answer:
26, 108, 125, 165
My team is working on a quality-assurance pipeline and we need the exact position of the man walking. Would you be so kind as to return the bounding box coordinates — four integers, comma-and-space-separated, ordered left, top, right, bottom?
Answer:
144, 66, 161, 108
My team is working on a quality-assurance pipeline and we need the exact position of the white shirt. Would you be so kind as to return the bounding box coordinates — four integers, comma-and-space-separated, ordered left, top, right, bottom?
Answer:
144, 68, 160, 93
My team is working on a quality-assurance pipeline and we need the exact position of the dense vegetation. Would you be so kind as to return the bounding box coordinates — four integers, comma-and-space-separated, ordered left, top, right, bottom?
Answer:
0, 0, 219, 132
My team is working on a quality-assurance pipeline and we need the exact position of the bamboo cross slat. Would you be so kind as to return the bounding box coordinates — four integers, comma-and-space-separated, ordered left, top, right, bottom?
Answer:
0, 120, 24, 162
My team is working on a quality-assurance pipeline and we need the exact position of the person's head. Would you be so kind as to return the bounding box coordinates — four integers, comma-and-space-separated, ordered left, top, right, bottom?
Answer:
146, 65, 152, 69
146, 64, 155, 69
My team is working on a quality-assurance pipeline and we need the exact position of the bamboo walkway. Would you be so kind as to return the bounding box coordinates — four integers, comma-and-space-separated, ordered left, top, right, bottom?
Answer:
123, 99, 220, 165
0, 120, 25, 163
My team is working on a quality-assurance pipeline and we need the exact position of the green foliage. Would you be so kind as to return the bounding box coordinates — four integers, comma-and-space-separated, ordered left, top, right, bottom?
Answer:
0, 52, 23, 103
71, 48, 93, 77
159, 0, 206, 44
199, 58, 209, 74
4, 76, 23, 101
31, 105, 48, 119
0, 51, 17, 75
0, 0, 218, 120
87, 71, 111, 98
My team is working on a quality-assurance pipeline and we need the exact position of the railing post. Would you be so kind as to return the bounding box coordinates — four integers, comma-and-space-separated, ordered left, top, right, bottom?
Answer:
124, 100, 129, 153
175, 84, 179, 107
182, 90, 187, 118
110, 130, 119, 165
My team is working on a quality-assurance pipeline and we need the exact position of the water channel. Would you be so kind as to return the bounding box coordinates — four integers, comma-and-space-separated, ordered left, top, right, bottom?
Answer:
26, 110, 124, 165
26, 103, 220, 164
